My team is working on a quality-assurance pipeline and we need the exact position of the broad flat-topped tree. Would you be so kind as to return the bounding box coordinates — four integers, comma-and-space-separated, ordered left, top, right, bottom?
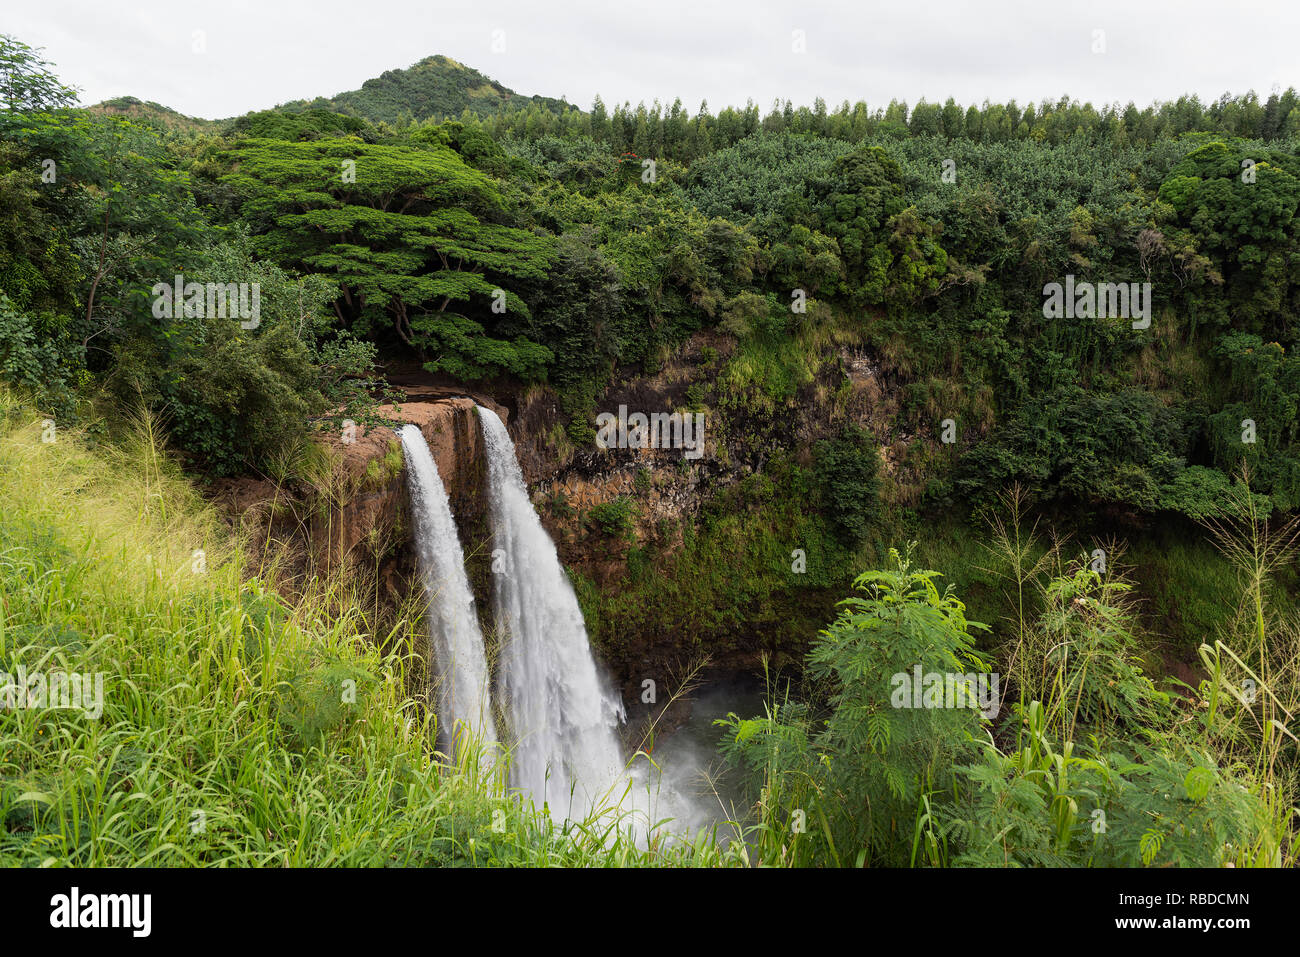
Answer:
223, 136, 554, 380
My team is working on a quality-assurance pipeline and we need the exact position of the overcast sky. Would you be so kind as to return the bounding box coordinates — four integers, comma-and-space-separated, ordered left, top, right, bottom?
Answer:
9, 0, 1300, 119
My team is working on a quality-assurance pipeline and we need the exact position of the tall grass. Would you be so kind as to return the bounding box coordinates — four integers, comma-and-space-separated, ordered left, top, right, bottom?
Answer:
1197, 471, 1300, 866
977, 481, 1294, 866
0, 392, 742, 866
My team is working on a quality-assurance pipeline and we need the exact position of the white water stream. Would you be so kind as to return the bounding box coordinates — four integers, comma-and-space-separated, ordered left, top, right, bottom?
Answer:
399, 424, 499, 766
477, 406, 629, 819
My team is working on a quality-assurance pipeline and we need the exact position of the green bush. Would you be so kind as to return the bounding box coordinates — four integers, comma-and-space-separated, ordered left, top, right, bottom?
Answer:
947, 701, 1272, 867
721, 547, 1280, 868
814, 424, 881, 545
720, 549, 992, 866
116, 317, 324, 477
112, 238, 387, 476
588, 496, 636, 538
0, 294, 83, 422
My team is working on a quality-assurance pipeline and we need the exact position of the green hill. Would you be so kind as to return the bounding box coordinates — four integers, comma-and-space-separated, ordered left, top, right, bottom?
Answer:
280, 54, 571, 123
86, 95, 220, 132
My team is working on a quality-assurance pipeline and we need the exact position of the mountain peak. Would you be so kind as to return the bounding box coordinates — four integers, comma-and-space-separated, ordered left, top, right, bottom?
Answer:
283, 54, 567, 124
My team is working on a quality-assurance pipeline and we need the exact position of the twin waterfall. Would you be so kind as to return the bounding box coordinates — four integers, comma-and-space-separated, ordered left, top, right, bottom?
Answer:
400, 409, 630, 822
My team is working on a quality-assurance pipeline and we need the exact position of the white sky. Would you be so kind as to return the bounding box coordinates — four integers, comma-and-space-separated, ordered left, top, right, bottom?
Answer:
8, 0, 1300, 119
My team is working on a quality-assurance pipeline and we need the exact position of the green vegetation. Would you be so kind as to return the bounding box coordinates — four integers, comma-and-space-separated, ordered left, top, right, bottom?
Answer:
580, 456, 858, 666
7, 33, 1299, 512
222, 134, 555, 381
721, 528, 1295, 867
814, 424, 881, 545
279, 55, 571, 126
587, 496, 636, 538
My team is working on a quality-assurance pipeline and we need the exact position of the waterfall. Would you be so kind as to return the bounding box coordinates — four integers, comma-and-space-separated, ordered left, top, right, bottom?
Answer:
476, 406, 628, 818
398, 424, 499, 764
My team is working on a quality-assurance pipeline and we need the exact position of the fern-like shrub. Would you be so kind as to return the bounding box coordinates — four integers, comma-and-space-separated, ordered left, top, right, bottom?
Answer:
720, 547, 992, 865
946, 701, 1276, 867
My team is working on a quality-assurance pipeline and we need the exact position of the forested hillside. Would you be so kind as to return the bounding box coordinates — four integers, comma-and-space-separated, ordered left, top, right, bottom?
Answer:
11, 37, 1300, 523
278, 54, 571, 124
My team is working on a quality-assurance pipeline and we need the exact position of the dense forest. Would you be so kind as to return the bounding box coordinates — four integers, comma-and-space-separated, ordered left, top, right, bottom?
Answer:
2, 33, 1299, 869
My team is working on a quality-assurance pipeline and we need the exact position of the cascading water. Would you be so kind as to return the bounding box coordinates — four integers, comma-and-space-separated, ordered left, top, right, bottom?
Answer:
399, 424, 499, 764
476, 406, 629, 818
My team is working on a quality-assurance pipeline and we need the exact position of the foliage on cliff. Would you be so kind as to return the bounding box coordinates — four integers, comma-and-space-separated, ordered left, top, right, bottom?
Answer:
6, 32, 1300, 519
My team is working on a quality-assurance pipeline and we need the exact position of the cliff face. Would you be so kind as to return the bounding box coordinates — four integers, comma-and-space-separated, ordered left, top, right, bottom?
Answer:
219, 396, 500, 636
221, 326, 895, 718
315, 398, 484, 568
499, 328, 902, 715
330, 398, 505, 633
